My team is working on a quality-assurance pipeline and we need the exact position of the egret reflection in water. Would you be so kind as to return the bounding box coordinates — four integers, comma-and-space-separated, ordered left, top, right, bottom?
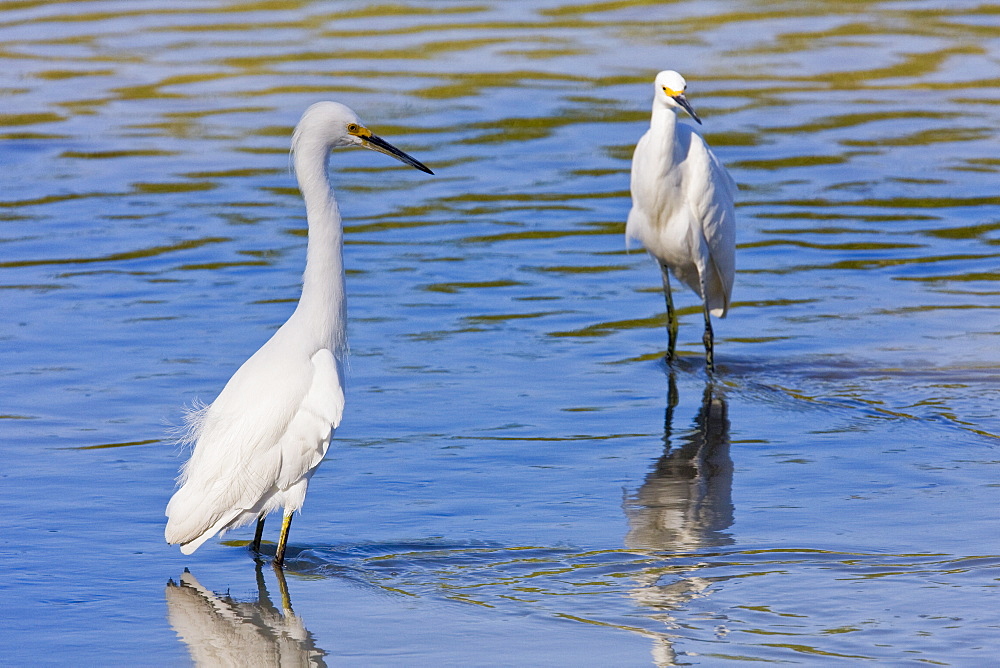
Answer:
166, 562, 326, 667
625, 377, 734, 552
623, 377, 734, 666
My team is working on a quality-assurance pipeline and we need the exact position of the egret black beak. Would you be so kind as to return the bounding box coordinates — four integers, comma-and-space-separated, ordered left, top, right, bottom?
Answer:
363, 133, 434, 174
673, 94, 702, 125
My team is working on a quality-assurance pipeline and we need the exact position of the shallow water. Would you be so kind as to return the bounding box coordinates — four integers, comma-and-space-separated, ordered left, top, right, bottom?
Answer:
2, 1, 998, 665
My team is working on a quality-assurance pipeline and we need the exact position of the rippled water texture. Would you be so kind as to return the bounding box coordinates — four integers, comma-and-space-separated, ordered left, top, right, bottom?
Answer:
2, 1, 998, 665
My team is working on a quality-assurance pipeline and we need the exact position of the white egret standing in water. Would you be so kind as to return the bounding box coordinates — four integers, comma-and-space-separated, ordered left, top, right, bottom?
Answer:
626, 70, 736, 372
165, 102, 433, 566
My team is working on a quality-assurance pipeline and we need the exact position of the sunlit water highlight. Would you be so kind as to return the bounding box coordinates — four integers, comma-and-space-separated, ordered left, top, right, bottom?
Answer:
2, 1, 998, 665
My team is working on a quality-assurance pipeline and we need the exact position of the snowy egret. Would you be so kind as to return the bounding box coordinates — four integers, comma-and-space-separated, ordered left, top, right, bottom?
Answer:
626, 70, 736, 372
165, 101, 432, 566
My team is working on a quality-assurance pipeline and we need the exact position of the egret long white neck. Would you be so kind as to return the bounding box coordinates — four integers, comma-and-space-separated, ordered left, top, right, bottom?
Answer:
292, 139, 347, 355
650, 101, 681, 162
651, 99, 679, 134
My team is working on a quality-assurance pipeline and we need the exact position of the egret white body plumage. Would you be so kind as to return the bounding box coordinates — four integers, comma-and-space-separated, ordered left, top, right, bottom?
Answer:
165, 102, 432, 565
626, 70, 736, 371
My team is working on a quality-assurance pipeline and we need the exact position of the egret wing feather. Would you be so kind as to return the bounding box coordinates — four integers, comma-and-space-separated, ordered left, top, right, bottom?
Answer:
685, 133, 736, 317
275, 348, 344, 490
165, 346, 303, 546
165, 331, 343, 549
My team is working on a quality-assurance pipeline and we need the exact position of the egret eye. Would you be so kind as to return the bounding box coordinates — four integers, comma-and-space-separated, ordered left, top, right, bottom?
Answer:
347, 123, 360, 134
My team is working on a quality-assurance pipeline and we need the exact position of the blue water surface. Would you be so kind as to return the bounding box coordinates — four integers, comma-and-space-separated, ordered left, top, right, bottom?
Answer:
1, 1, 998, 665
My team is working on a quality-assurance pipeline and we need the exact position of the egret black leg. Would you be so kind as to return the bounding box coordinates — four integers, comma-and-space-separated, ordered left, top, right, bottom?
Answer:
274, 511, 293, 568
702, 303, 715, 374
660, 263, 678, 361
251, 515, 265, 552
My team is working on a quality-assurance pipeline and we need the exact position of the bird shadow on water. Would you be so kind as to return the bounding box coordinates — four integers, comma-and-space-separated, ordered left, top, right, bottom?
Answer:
166, 560, 327, 667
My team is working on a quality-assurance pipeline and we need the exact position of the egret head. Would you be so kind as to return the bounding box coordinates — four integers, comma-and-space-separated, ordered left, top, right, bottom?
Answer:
293, 101, 433, 174
654, 70, 702, 125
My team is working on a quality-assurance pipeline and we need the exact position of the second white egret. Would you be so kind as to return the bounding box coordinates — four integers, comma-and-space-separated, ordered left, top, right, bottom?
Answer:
165, 101, 432, 566
626, 70, 736, 372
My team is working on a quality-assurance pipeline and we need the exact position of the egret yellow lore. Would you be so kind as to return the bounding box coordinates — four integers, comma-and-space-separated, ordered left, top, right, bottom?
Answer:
626, 70, 736, 372
165, 101, 432, 566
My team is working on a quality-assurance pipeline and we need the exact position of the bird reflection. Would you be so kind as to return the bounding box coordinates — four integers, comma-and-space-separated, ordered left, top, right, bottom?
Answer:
625, 376, 733, 551
623, 374, 733, 666
166, 561, 326, 667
